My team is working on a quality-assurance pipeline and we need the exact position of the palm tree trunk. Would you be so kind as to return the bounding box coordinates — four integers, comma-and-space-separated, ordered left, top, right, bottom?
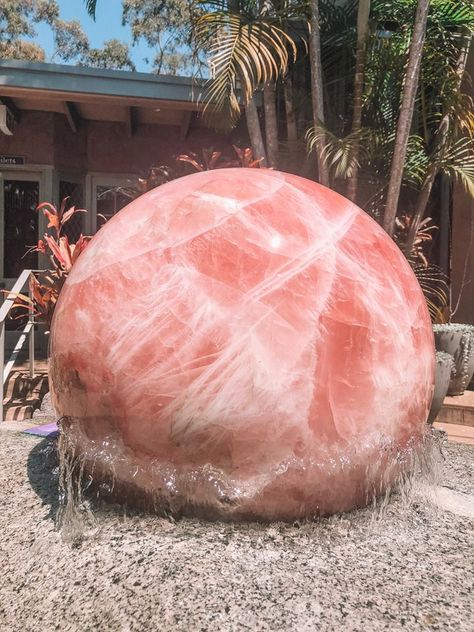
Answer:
283, 74, 297, 143
405, 31, 472, 255
283, 73, 298, 170
383, 0, 431, 236
405, 167, 437, 256
263, 83, 279, 168
309, 0, 329, 186
246, 93, 268, 166
347, 0, 371, 202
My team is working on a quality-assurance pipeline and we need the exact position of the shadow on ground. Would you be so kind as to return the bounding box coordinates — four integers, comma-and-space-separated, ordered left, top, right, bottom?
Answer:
26, 436, 60, 521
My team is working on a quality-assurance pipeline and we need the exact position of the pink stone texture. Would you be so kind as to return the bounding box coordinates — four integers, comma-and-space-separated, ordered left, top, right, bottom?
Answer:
50, 169, 434, 520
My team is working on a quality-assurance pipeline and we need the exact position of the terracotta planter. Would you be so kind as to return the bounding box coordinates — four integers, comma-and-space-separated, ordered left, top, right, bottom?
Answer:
427, 351, 454, 424
433, 324, 474, 396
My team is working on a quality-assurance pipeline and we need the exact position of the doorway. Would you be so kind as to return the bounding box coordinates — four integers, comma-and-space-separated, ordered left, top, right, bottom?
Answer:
1, 176, 39, 281
0, 171, 44, 353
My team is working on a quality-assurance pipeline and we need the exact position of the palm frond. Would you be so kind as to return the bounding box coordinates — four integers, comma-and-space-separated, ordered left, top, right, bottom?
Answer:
435, 136, 474, 196
428, 0, 474, 31
305, 125, 372, 180
411, 262, 449, 324
403, 134, 430, 185
84, 0, 97, 19
195, 3, 306, 125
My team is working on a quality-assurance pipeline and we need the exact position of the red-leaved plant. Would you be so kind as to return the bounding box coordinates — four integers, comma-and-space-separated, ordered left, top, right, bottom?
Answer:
9, 198, 90, 330
176, 145, 263, 172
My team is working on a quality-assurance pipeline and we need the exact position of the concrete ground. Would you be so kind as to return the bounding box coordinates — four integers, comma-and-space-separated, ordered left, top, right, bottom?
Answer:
0, 422, 473, 632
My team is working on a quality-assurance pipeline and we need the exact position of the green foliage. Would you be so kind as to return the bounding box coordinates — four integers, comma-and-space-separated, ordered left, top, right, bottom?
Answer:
306, 126, 371, 180
122, 0, 197, 74
85, 39, 136, 71
307, 0, 474, 214
0, 0, 133, 70
8, 199, 90, 329
84, 0, 97, 18
195, 0, 306, 124
52, 19, 89, 63
437, 136, 474, 195
0, 0, 58, 59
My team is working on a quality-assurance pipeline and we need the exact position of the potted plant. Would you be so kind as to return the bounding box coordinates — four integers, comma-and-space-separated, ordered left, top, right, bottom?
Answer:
432, 323, 474, 396
427, 351, 455, 424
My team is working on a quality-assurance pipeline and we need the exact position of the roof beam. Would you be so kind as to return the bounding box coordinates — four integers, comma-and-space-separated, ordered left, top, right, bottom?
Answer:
180, 110, 193, 141
63, 101, 80, 133
0, 97, 20, 123
0, 85, 202, 112
126, 106, 138, 137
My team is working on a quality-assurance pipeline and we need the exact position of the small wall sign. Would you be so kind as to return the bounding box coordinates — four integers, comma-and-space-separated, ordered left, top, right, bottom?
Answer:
0, 155, 25, 165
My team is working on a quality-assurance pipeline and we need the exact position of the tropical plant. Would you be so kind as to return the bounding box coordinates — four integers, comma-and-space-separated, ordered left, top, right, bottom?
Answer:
84, 0, 97, 18
194, 1, 309, 167
304, 0, 474, 261
8, 199, 90, 329
82, 0, 472, 320
395, 215, 449, 322
177, 144, 264, 171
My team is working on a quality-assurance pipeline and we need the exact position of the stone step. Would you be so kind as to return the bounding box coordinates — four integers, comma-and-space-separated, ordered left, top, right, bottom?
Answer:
437, 390, 474, 428
433, 421, 474, 445
2, 369, 49, 421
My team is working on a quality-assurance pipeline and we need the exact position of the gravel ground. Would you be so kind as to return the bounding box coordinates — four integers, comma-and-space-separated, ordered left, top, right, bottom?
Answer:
0, 424, 473, 632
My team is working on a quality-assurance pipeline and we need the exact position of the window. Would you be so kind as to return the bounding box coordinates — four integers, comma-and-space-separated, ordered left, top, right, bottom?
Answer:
3, 179, 39, 278
59, 180, 84, 242
96, 185, 131, 228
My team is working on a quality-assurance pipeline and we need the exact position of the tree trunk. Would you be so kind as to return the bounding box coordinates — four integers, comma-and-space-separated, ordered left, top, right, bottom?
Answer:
263, 83, 279, 168
308, 0, 329, 186
347, 0, 371, 202
283, 74, 297, 143
383, 0, 431, 236
405, 166, 437, 256
404, 31, 472, 255
246, 93, 268, 166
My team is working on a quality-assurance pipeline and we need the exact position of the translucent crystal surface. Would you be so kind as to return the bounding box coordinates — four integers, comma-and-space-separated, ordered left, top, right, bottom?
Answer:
50, 169, 434, 520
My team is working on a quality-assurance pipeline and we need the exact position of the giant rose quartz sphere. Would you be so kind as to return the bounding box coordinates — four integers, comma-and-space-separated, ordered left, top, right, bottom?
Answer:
50, 168, 434, 520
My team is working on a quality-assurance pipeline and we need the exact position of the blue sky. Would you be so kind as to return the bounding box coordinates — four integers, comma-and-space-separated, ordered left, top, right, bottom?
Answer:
35, 0, 153, 71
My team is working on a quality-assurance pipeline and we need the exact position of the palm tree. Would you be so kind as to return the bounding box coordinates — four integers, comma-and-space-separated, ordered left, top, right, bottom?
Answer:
405, 25, 474, 253
195, 1, 306, 166
346, 0, 371, 202
308, 0, 328, 185
383, 0, 431, 236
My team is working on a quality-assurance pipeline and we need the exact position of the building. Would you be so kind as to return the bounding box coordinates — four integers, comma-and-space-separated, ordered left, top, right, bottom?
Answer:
0, 59, 239, 285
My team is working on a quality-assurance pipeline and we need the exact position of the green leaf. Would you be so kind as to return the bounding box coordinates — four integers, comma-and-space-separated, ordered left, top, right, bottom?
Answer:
84, 1, 97, 19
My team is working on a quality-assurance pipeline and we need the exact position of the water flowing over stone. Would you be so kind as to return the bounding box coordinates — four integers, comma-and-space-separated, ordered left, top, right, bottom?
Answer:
50, 169, 434, 520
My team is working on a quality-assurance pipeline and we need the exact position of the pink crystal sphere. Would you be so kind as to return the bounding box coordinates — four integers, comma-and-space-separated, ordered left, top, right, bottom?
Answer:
50, 169, 434, 520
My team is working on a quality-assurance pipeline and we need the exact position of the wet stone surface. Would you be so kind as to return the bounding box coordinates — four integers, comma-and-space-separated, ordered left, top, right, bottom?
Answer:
0, 429, 473, 632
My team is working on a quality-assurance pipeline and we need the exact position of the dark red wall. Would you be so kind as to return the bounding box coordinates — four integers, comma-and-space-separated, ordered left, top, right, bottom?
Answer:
87, 120, 240, 175
54, 113, 87, 172
0, 111, 55, 164
1, 110, 243, 175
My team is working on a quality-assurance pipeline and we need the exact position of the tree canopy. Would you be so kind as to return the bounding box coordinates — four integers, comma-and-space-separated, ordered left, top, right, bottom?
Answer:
122, 0, 197, 74
0, 0, 134, 70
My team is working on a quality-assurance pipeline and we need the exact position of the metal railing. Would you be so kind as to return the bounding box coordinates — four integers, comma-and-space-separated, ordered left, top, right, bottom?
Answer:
0, 269, 39, 421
